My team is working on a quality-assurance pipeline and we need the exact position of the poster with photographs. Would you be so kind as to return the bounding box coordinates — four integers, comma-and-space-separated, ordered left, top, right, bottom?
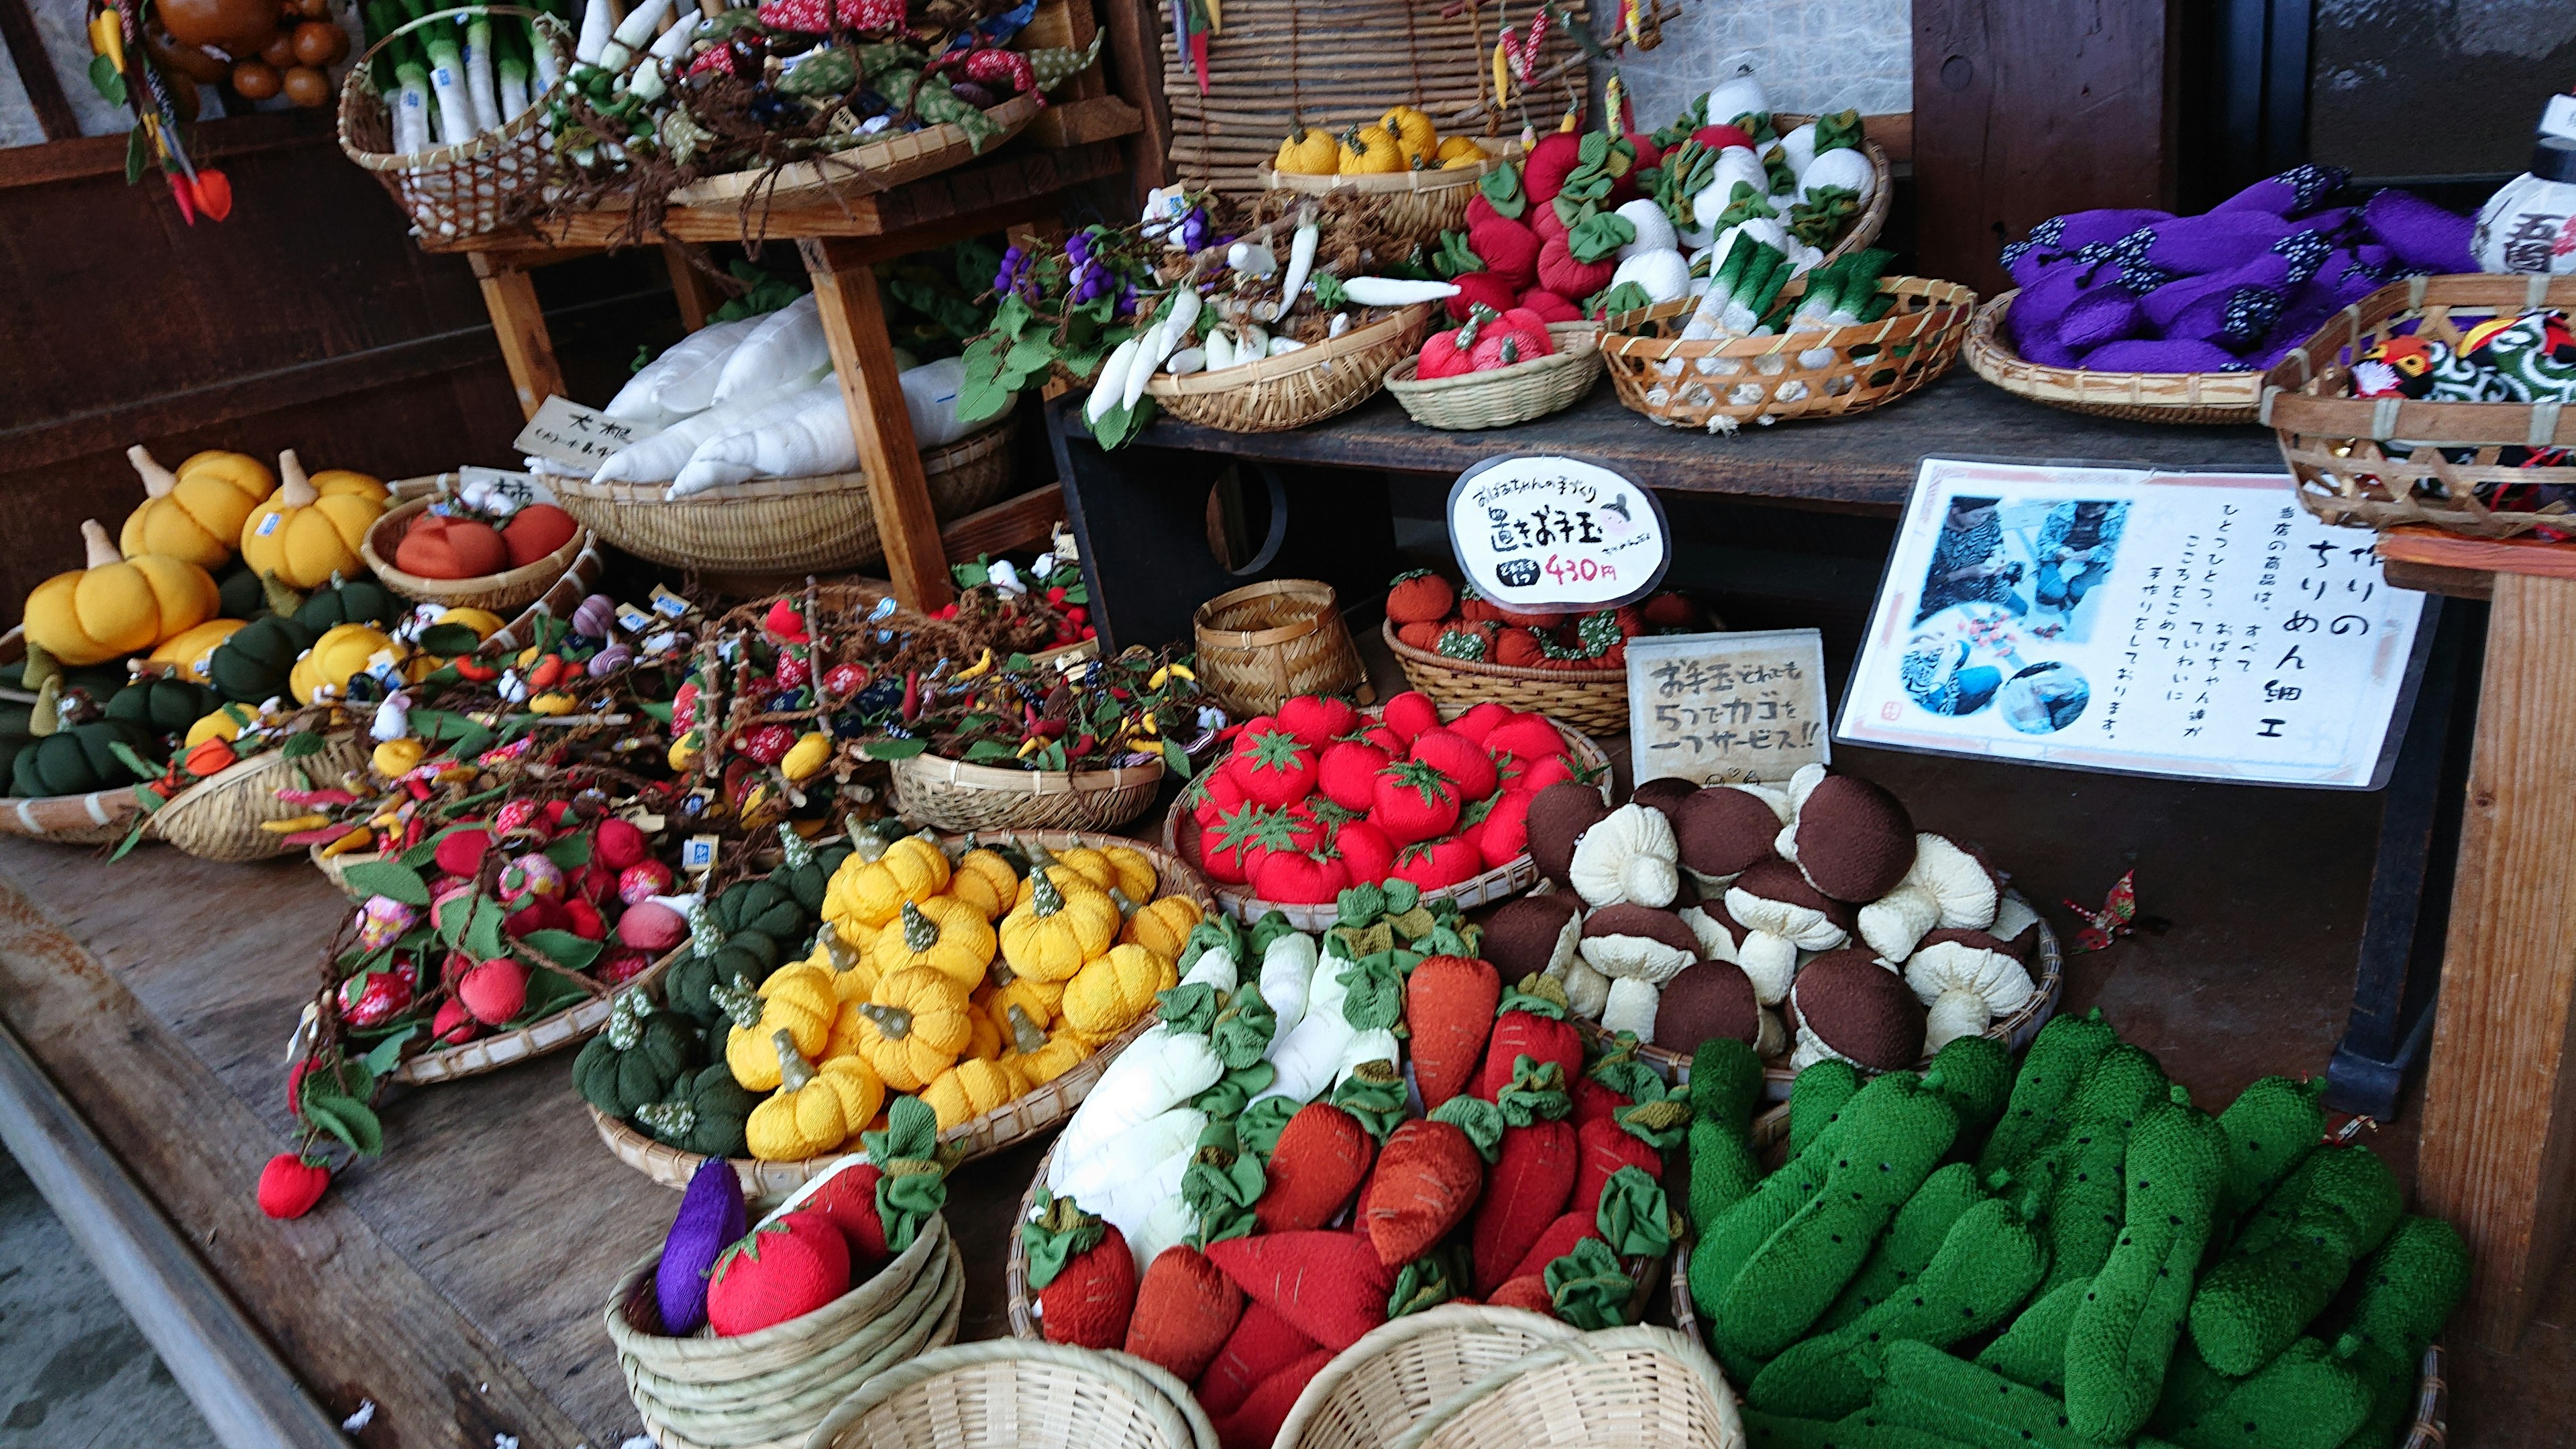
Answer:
1836, 459, 2427, 788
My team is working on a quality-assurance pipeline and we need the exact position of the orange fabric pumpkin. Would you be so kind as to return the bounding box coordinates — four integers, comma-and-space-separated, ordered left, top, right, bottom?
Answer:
502, 504, 578, 568
394, 513, 508, 580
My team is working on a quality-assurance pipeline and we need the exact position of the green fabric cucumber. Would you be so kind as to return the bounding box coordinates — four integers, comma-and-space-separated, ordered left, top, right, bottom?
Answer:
2033, 1044, 2171, 1294
2062, 1085, 2227, 1443
1688, 1037, 1770, 1234
2212, 1074, 2325, 1222
1922, 1034, 2014, 1141
1974, 1275, 2088, 1395
2323, 1215, 2469, 1449
1791, 1057, 1865, 1157
1977, 1009, 2117, 1180
2188, 1143, 2401, 1375
2147, 1340, 2237, 1439
1692, 1065, 1901, 1331
1873, 1342, 2186, 1449
1750, 1194, 2048, 1419
1816, 1161, 1983, 1332
1743, 1406, 1974, 1449
2161, 1338, 2371, 1449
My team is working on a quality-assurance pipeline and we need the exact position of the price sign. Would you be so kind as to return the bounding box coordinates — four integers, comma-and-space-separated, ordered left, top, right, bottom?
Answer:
513, 396, 651, 471
458, 465, 554, 507
1447, 454, 1670, 611
1627, 629, 1831, 785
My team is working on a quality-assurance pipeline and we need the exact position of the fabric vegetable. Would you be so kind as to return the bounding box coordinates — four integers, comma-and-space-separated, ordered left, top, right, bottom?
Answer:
1364, 1095, 1503, 1266
575, 994, 704, 1118
853, 966, 973, 1091
1978, 1009, 2118, 1179
999, 869, 1120, 983
1026, 1191, 1138, 1347
1814, 1161, 1984, 1334
1684, 1037, 1766, 1232
1063, 942, 1177, 1038
1405, 953, 1499, 1110
2318, 1216, 2469, 1449
2186, 1143, 2401, 1375
1205, 1229, 1395, 1351
1974, 1276, 2088, 1397
2033, 1044, 2171, 1293
1471, 974, 1581, 1101
1194, 1300, 1321, 1419
706, 1210, 850, 1337
1212, 1346, 1336, 1449
2212, 1073, 2325, 1222
871, 896, 998, 990
1256, 1101, 1375, 1232
1468, 1056, 1576, 1296
25, 521, 221, 666
655, 1158, 745, 1337
2061, 1085, 2227, 1442
1124, 1244, 1246, 1383
635, 1064, 758, 1159
1872, 1342, 2126, 1449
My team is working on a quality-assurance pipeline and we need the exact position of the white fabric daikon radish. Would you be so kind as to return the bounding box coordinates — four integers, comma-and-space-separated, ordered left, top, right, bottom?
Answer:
590, 366, 828, 484
899, 357, 979, 447
604, 314, 761, 428
669, 380, 851, 494
710, 293, 827, 405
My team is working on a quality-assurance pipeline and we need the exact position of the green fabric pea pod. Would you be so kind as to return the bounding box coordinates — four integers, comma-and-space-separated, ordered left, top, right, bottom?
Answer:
2188, 1143, 2402, 1376
1210, 982, 1276, 1069
1181, 1116, 1265, 1245
910, 77, 1002, 149
1545, 1237, 1634, 1330
2213, 1074, 2326, 1222
1332, 1060, 1408, 1144
1923, 1034, 2014, 1139
1595, 1165, 1676, 1258
1340, 950, 1407, 1031
1817, 1161, 1984, 1333
1389, 1244, 1464, 1318
1020, 1188, 1106, 1291
1978, 1008, 2118, 1180
1025, 32, 1103, 93
1236, 1094, 1300, 1159
1156, 981, 1222, 1036
2062, 1087, 2228, 1442
1188, 1060, 1276, 1119
2033, 1044, 2172, 1294
1788, 1057, 1863, 1159
2161, 1338, 2371, 1449
777, 47, 857, 98
1974, 1275, 2088, 1397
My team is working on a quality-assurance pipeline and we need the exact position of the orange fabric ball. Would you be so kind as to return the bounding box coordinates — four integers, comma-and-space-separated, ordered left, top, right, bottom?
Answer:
394, 513, 508, 580
502, 504, 578, 568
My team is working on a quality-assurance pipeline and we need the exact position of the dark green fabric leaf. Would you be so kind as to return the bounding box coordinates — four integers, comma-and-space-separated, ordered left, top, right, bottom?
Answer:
1546, 1238, 1634, 1330
1019, 1188, 1104, 1292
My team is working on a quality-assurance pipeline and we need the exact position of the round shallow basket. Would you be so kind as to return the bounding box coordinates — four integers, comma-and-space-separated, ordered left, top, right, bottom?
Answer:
1387, 1324, 1741, 1449
670, 91, 1043, 210
1380, 619, 1627, 736
150, 731, 373, 862
608, 1212, 965, 1449
1384, 321, 1605, 431
1165, 708, 1610, 930
1145, 306, 1433, 432
390, 945, 678, 1086
0, 627, 148, 847
1259, 139, 1521, 246
1964, 291, 2262, 425
807, 1338, 1218, 1449
2267, 272, 2576, 539
1274, 1303, 1579, 1449
891, 750, 1163, 834
358, 493, 592, 615
1601, 277, 1976, 431
336, 7, 564, 241
1193, 579, 1367, 717
546, 411, 1019, 574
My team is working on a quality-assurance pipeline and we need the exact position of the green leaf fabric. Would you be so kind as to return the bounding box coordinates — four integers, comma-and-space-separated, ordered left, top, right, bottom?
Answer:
1597, 1166, 1676, 1257
1497, 1057, 1572, 1126
1237, 1095, 1299, 1159
1389, 1249, 1462, 1318
1182, 1118, 1265, 1245
1211, 983, 1276, 1069
1332, 1061, 1408, 1144
1020, 1189, 1104, 1292
1546, 1238, 1634, 1330
1340, 952, 1406, 1032
1191, 1061, 1276, 1119
1158, 982, 1222, 1036
1428, 1093, 1505, 1163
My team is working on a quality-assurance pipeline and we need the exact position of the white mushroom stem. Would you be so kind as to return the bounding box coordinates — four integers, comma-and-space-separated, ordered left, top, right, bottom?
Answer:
1578, 932, 1696, 985
1788, 1023, 1856, 1073
1735, 932, 1798, 1005
1858, 883, 1942, 963
1560, 955, 1613, 1020
1904, 941, 2035, 1052
1601, 977, 1661, 1039
1752, 1006, 1788, 1059
1678, 906, 1739, 963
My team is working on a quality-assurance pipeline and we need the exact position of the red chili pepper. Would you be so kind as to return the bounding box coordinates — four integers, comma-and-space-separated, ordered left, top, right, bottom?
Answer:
1069, 733, 1095, 757
1030, 718, 1069, 739
278, 788, 361, 806
405, 779, 435, 800
282, 826, 355, 847
902, 669, 921, 722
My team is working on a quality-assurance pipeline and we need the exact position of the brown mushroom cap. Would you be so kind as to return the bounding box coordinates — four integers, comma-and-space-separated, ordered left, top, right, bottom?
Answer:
1483, 892, 1585, 979
1670, 871, 1701, 909
1631, 775, 1698, 816
1675, 786, 1784, 879
1580, 902, 1701, 957
1791, 949, 1926, 1071
1792, 775, 1917, 903
1733, 858, 1857, 932
1654, 959, 1762, 1051
1527, 782, 1611, 888
1919, 926, 2033, 967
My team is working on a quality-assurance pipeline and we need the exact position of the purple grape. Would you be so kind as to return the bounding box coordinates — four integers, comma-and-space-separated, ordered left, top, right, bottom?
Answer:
1179, 207, 1208, 252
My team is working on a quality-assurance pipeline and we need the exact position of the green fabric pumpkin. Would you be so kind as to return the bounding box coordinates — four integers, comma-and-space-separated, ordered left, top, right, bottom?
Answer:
573, 994, 704, 1118
207, 616, 319, 703
11, 721, 152, 796
105, 678, 220, 735
293, 578, 400, 632
635, 1063, 756, 1159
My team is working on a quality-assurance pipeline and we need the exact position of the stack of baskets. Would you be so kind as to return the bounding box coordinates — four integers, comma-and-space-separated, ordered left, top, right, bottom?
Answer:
1383, 321, 1606, 431
1380, 618, 1629, 735
606, 1203, 965, 1449
806, 1340, 1218, 1449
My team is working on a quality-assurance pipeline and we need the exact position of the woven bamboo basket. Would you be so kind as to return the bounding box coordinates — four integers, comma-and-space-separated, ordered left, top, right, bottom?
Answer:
1964, 290, 2263, 425
358, 494, 592, 614
1144, 306, 1433, 432
482, 537, 610, 654
1193, 579, 1367, 716
1275, 1304, 1579, 1449
545, 411, 1018, 574
390, 945, 678, 1086
1387, 1325, 1741, 1449
336, 7, 564, 241
2265, 272, 2576, 539
1383, 321, 1605, 430
1601, 277, 1977, 430
890, 750, 1164, 833
1259, 139, 1521, 246
1164, 707, 1610, 930
149, 731, 373, 862
0, 627, 148, 847
1380, 619, 1627, 735
608, 1212, 964, 1449
807, 1339, 1219, 1449
669, 91, 1043, 210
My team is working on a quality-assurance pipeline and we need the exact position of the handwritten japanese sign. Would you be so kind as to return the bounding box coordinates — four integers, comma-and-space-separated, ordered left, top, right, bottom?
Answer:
1836, 460, 2426, 788
1627, 629, 1831, 785
1447, 455, 1670, 611
513, 396, 650, 470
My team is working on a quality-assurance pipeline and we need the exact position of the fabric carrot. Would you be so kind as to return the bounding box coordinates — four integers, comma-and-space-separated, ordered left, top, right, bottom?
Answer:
1213, 1346, 1336, 1449
1256, 1101, 1376, 1232
1206, 1229, 1395, 1350
1025, 1191, 1137, 1348
1407, 953, 1501, 1109
1488, 1274, 1555, 1314
1468, 1056, 1577, 1296
1365, 1095, 1504, 1267
803, 1161, 891, 1269
1574, 1091, 1686, 1215
1193, 1300, 1320, 1419
1470, 974, 1582, 1102
1125, 1244, 1246, 1383
1507, 1209, 1601, 1282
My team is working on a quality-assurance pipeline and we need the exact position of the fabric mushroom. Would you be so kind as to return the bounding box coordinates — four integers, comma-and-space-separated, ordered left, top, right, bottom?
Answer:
1580, 903, 1703, 1038
1672, 784, 1790, 890
1483, 892, 1585, 983
1902, 930, 2035, 1052
1786, 948, 1926, 1073
1654, 959, 1784, 1058
1676, 894, 1748, 965
1629, 775, 1699, 814
1568, 802, 1681, 908
1857, 833, 2001, 961
1777, 768, 1919, 904
1724, 858, 1855, 1006
1526, 782, 1612, 890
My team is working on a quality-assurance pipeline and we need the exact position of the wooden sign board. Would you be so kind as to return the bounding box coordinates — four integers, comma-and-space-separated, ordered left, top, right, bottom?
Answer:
512, 396, 649, 471
1627, 629, 1831, 785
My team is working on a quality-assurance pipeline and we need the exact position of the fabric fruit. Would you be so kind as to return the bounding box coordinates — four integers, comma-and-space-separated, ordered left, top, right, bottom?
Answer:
1467, 1055, 1577, 1295
1213, 1346, 1334, 1449
1206, 1229, 1394, 1351
706, 1210, 851, 1336
1470, 974, 1581, 1102
1194, 1300, 1320, 1419
1406, 953, 1499, 1110
1384, 572, 1456, 625
1371, 759, 1460, 845
1033, 1199, 1137, 1348
256, 1153, 329, 1219
1256, 1102, 1375, 1233
656, 1158, 746, 1336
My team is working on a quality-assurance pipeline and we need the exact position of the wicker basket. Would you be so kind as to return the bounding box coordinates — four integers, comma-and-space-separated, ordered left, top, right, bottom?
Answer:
1380, 619, 1627, 735
1964, 290, 2263, 425
149, 731, 374, 862
482, 537, 609, 655
1259, 140, 1521, 246
390, 945, 678, 1086
358, 494, 592, 615
0, 627, 148, 847
1193, 579, 1367, 716
806, 1339, 1218, 1449
1163, 710, 1610, 930
1601, 277, 1977, 430
1383, 321, 1604, 431
335, 7, 564, 241
607, 1212, 964, 1449
1145, 306, 1433, 432
1387, 1324, 1741, 1449
545, 411, 1018, 575
669, 91, 1044, 210
2265, 272, 2576, 539
1274, 1304, 1579, 1449
890, 750, 1165, 833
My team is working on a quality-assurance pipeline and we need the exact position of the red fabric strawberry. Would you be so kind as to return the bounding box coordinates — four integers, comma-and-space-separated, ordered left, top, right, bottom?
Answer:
1507, 1208, 1604, 1281
757, 0, 902, 31
1317, 738, 1392, 812
804, 1161, 892, 1269
1381, 693, 1442, 743
1396, 621, 1446, 651
1392, 836, 1483, 892
1642, 590, 1699, 627
1252, 849, 1349, 905
1215, 1347, 1336, 1449
1409, 727, 1497, 802
1232, 722, 1318, 808
1474, 790, 1534, 869
1277, 694, 1361, 747
1329, 818, 1397, 887
1040, 1220, 1138, 1348
594, 815, 650, 870
1206, 1231, 1395, 1351
1483, 714, 1567, 765
708, 1211, 852, 1336
1257, 1102, 1377, 1232
1530, 201, 1570, 244
1472, 976, 1582, 1102
1468, 1060, 1577, 1295
1444, 270, 1521, 323
1407, 954, 1501, 1109
1537, 235, 1617, 302
740, 723, 797, 765
1446, 701, 1515, 744
1126, 1246, 1246, 1383
1384, 572, 1456, 625
1467, 215, 1542, 290
1521, 132, 1583, 202
1517, 287, 1584, 323
258, 1153, 329, 1219
1195, 1301, 1320, 1419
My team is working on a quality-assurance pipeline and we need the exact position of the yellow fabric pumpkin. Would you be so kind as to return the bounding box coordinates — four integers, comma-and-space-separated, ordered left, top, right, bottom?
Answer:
1120, 895, 1203, 957
1338, 123, 1406, 174
988, 967, 1065, 1030
853, 966, 973, 1091
1062, 942, 1177, 1039
946, 847, 1021, 921
237, 450, 386, 590
824, 830, 952, 940
433, 606, 506, 639
286, 623, 398, 705
148, 617, 248, 683
918, 1057, 1026, 1130
119, 446, 273, 568
23, 521, 220, 667
745, 1030, 855, 1161
1006, 1020, 1097, 1087
998, 869, 1120, 984
173, 449, 276, 497
963, 1006, 1004, 1062
816, 1050, 885, 1136
1436, 135, 1486, 168
799, 930, 879, 1005
1018, 844, 1157, 908
1379, 105, 1437, 161
720, 963, 839, 1090
869, 896, 996, 991
1275, 125, 1339, 175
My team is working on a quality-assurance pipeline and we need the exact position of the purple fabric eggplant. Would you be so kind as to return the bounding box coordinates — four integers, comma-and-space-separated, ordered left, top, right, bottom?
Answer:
2362, 189, 2477, 274
2211, 163, 2349, 218
2061, 286, 2147, 351
2008, 262, 2098, 353
656, 1158, 747, 1336
2082, 338, 2247, 372
2250, 261, 2389, 368
2001, 208, 2174, 280
2141, 211, 2298, 276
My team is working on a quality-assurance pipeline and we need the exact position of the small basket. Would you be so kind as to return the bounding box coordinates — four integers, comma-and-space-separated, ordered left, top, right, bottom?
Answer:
1964, 290, 2263, 425
2266, 272, 2576, 539
806, 1339, 1218, 1449
1192, 579, 1368, 717
890, 750, 1165, 834
149, 731, 374, 862
1259, 140, 1521, 247
1146, 306, 1433, 432
1386, 1325, 1741, 1449
390, 945, 678, 1087
0, 627, 148, 847
669, 91, 1046, 210
1380, 619, 1627, 736
1600, 277, 1976, 431
336, 7, 565, 241
358, 494, 593, 616
1273, 1304, 1580, 1449
1383, 321, 1604, 431
545, 411, 1018, 575
1164, 708, 1611, 931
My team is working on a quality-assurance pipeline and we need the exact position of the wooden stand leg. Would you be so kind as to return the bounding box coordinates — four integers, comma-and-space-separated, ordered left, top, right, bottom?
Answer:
2416, 570, 2576, 1349
663, 242, 724, 333
800, 237, 955, 614
468, 255, 566, 422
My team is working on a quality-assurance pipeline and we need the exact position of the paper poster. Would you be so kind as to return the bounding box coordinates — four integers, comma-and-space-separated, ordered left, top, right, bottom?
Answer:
513, 396, 651, 470
1627, 629, 1831, 785
1835, 459, 2426, 788
1448, 455, 1670, 611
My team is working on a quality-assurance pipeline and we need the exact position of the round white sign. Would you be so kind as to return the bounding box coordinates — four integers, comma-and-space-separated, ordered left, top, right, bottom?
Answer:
1446, 454, 1671, 612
